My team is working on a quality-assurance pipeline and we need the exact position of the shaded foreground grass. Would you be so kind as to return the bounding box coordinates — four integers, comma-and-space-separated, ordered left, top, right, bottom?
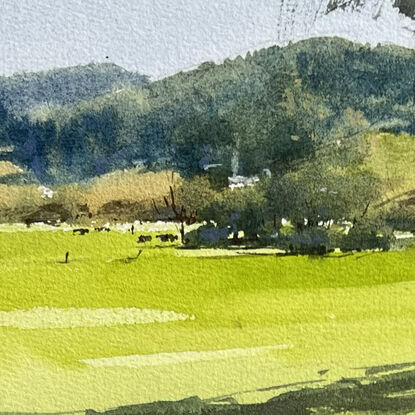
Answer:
86, 365, 415, 414
0, 230, 414, 412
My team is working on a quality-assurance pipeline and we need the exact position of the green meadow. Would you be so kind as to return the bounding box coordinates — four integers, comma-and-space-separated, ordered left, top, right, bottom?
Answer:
1, 229, 415, 412
1, 33, 415, 415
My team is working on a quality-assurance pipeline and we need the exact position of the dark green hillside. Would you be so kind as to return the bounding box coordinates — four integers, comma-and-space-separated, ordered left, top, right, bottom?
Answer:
2, 37, 415, 183
0, 63, 148, 115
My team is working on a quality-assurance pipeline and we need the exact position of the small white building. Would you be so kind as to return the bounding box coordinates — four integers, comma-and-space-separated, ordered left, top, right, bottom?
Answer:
228, 175, 260, 190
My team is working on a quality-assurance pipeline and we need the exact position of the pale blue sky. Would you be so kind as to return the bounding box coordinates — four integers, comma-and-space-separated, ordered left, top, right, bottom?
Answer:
1, 0, 413, 78
0, 0, 284, 78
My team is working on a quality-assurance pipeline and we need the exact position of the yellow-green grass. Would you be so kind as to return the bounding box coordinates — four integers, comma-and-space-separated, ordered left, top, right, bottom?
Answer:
0, 230, 414, 412
0, 169, 179, 218
0, 161, 23, 178
368, 132, 415, 200
83, 168, 180, 213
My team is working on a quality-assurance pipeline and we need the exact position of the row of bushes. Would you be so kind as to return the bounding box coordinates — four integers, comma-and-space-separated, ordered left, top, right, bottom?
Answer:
185, 220, 397, 253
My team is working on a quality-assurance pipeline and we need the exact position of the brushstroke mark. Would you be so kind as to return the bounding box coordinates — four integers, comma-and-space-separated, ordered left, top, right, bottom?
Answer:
0, 307, 195, 329
394, 0, 415, 19
81, 345, 293, 368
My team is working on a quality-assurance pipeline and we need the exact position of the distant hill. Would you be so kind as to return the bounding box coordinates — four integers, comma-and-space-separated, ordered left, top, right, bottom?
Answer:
1, 37, 415, 184
0, 63, 149, 114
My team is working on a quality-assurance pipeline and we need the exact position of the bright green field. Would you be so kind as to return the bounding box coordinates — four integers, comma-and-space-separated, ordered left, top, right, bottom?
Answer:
1, 230, 415, 412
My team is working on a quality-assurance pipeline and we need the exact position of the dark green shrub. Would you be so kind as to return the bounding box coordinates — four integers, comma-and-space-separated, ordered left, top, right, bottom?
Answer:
266, 228, 332, 254
184, 224, 230, 248
287, 228, 331, 254
385, 205, 415, 232
339, 220, 394, 251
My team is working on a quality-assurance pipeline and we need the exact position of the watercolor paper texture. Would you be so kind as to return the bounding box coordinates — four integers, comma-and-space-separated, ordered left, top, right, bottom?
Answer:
0, 1, 414, 413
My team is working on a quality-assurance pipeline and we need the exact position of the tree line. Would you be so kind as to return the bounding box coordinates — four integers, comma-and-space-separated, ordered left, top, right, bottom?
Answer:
1, 37, 414, 185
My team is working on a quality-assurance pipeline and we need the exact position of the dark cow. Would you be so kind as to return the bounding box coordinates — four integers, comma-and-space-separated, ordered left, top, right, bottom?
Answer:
156, 234, 178, 243
73, 228, 89, 235
94, 226, 110, 232
137, 235, 152, 243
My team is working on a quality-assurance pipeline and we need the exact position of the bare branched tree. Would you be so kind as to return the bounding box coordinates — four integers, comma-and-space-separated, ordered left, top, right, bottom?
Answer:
153, 186, 197, 244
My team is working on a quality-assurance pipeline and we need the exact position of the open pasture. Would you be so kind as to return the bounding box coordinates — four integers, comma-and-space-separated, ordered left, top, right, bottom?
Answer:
0, 229, 414, 412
